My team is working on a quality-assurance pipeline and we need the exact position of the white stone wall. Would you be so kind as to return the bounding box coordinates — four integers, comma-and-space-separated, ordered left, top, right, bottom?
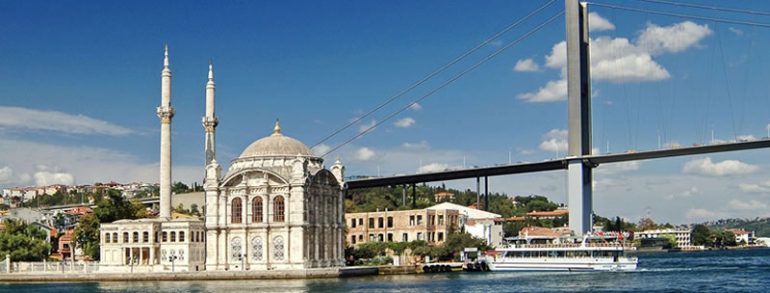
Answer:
204, 157, 344, 270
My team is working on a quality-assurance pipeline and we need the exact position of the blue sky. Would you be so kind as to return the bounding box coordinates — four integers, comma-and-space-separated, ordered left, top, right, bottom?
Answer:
2, 0, 770, 224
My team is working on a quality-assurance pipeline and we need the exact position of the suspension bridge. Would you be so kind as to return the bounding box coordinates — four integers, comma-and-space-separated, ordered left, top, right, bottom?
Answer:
332, 0, 770, 235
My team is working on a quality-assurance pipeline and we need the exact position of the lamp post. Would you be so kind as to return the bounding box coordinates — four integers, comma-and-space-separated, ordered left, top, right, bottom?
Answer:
168, 255, 178, 272
238, 253, 245, 270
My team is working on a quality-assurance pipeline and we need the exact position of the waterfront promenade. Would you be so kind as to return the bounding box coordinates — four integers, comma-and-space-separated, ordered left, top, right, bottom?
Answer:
0, 267, 378, 282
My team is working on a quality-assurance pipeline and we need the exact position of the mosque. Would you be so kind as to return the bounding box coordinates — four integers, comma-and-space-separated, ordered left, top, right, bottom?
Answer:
99, 47, 346, 272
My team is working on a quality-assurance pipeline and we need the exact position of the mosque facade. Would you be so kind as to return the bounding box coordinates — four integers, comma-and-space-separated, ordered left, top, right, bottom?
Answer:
99, 47, 346, 272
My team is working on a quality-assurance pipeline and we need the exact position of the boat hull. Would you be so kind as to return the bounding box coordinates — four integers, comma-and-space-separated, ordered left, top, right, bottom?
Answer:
487, 258, 637, 272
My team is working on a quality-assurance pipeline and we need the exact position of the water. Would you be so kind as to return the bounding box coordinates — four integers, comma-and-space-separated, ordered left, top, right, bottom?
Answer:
2, 249, 769, 292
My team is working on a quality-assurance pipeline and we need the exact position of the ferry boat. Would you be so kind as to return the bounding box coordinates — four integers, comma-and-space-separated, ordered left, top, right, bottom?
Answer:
485, 238, 637, 272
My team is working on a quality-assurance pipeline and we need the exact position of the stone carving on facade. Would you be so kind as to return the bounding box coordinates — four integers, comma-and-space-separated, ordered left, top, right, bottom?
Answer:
273, 236, 284, 261
251, 236, 263, 261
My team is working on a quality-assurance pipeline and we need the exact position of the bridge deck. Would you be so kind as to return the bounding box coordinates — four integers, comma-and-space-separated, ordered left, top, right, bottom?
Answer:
346, 139, 770, 190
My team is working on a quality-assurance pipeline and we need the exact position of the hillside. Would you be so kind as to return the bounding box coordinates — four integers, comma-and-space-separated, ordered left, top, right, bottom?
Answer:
700, 217, 770, 237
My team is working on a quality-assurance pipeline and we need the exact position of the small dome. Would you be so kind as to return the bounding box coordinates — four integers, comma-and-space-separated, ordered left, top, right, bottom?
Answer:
238, 120, 314, 158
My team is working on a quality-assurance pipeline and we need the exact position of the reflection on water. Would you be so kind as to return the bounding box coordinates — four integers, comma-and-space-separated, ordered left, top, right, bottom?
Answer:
1, 249, 769, 293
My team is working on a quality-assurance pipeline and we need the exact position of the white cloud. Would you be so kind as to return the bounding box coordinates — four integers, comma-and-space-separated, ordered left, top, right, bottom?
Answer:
728, 27, 743, 36
394, 117, 415, 128
519, 19, 711, 102
538, 129, 568, 153
409, 103, 422, 111
0, 166, 13, 183
0, 106, 134, 136
33, 166, 75, 186
311, 144, 331, 157
682, 157, 759, 176
737, 135, 757, 142
686, 208, 723, 220
513, 58, 541, 72
402, 141, 430, 150
0, 138, 201, 188
728, 199, 768, 211
588, 12, 615, 32
418, 163, 451, 174
596, 161, 641, 175
518, 79, 568, 103
355, 147, 375, 161
518, 149, 534, 155
664, 186, 699, 200
636, 21, 712, 54
738, 178, 770, 193
358, 120, 376, 133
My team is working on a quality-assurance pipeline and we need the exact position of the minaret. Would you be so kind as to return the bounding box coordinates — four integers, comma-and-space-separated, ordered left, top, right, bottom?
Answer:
203, 60, 218, 168
157, 45, 175, 219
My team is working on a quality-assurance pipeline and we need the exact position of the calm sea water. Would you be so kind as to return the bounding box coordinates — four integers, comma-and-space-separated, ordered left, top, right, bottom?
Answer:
2, 248, 768, 292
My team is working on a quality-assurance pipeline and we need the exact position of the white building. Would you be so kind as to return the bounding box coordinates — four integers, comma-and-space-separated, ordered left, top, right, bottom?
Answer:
203, 121, 346, 270
726, 228, 755, 245
100, 218, 205, 272
98, 46, 346, 273
428, 202, 504, 247
637, 229, 693, 249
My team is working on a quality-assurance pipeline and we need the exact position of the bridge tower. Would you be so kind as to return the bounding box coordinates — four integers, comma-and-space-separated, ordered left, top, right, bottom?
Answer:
565, 0, 593, 236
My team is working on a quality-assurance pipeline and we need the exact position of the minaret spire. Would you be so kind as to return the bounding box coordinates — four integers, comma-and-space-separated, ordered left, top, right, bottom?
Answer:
163, 44, 169, 67
203, 60, 219, 168
157, 44, 175, 219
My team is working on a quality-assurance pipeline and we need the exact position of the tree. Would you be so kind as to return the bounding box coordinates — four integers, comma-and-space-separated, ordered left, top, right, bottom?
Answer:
172, 182, 190, 194
76, 188, 146, 260
691, 224, 711, 246
660, 234, 678, 248
94, 189, 136, 223
190, 204, 201, 216
0, 219, 51, 261
637, 217, 658, 231
74, 213, 101, 260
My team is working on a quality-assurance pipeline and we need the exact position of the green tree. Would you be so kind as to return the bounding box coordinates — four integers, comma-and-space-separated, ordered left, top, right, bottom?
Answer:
75, 188, 146, 260
172, 182, 190, 194
637, 217, 658, 231
94, 189, 136, 223
0, 219, 51, 261
74, 213, 101, 260
691, 224, 711, 246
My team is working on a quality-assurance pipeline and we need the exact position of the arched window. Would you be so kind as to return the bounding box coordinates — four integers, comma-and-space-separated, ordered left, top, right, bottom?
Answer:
112, 233, 118, 243
232, 198, 243, 224
274, 196, 285, 222
170, 231, 176, 242
162, 231, 168, 242
133, 232, 139, 243
252, 197, 263, 223
123, 232, 129, 243
105, 233, 110, 243
179, 231, 185, 242
143, 231, 149, 242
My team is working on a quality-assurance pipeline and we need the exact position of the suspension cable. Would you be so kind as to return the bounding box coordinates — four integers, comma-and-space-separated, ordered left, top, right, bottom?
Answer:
633, 0, 770, 17
320, 11, 565, 158
590, 2, 770, 29
311, 0, 559, 148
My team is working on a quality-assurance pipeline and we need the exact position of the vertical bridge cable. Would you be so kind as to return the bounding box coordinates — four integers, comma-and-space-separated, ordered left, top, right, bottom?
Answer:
311, 0, 559, 149
320, 11, 566, 158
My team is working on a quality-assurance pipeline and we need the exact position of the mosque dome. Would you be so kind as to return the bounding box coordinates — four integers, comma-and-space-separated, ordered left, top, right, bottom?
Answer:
238, 120, 314, 158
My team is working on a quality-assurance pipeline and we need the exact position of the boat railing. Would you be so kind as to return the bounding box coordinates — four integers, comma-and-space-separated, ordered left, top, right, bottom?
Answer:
496, 242, 635, 250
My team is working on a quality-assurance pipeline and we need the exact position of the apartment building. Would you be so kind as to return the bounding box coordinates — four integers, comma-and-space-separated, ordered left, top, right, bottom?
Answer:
345, 208, 460, 246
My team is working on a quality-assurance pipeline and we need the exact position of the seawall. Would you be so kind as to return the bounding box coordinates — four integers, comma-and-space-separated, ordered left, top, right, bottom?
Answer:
0, 267, 379, 282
